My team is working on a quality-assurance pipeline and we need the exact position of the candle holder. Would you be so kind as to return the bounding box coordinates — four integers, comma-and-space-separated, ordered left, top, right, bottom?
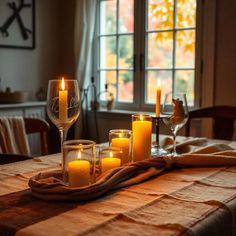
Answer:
62, 140, 96, 188
99, 147, 122, 174
151, 117, 169, 157
132, 114, 152, 161
109, 129, 132, 164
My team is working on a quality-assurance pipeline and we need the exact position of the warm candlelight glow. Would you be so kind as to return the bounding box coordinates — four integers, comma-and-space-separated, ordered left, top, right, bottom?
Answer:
68, 150, 90, 188
110, 129, 131, 165
101, 150, 121, 173
156, 79, 161, 117
132, 114, 152, 161
77, 150, 81, 159
59, 78, 68, 122
61, 77, 65, 90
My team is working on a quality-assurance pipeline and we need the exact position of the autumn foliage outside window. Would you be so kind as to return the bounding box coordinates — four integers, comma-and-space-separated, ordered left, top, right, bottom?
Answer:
97, 0, 196, 107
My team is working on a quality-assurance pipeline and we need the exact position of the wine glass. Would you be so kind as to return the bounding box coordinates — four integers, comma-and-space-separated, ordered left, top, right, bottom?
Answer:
162, 93, 189, 156
47, 79, 81, 170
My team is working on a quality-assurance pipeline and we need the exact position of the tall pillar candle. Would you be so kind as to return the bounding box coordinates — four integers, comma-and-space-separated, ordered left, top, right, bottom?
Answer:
132, 114, 152, 162
59, 77, 68, 122
155, 79, 161, 117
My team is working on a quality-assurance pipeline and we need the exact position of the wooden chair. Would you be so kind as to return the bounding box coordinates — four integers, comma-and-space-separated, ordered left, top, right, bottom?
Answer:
185, 106, 236, 140
24, 117, 50, 155
0, 153, 31, 165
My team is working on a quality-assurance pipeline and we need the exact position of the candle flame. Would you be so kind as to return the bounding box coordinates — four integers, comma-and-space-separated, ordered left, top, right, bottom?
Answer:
77, 151, 81, 160
157, 79, 161, 88
61, 77, 65, 90
119, 133, 122, 138
140, 114, 143, 121
109, 152, 113, 158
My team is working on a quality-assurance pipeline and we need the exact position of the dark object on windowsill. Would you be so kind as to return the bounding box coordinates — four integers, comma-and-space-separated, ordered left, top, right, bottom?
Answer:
90, 101, 100, 111
97, 84, 114, 111
36, 87, 46, 101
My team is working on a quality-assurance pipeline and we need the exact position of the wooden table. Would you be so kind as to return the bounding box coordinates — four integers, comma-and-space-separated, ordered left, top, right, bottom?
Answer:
1, 138, 236, 236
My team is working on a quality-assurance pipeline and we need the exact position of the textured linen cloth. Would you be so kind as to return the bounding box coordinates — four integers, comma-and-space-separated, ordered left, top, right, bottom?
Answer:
1, 137, 236, 236
28, 138, 236, 201
0, 117, 30, 156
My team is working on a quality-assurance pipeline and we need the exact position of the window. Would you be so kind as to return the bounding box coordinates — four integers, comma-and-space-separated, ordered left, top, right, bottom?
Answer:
96, 0, 197, 110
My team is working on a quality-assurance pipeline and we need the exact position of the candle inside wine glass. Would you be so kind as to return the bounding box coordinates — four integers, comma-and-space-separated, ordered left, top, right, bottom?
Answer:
47, 79, 81, 178
59, 78, 68, 123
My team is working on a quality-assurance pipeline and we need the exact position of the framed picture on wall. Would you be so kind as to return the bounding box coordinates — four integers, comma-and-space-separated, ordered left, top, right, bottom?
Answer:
0, 0, 35, 49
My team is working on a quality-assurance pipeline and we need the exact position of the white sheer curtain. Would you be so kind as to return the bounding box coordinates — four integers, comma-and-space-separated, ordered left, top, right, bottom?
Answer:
74, 0, 97, 89
74, 0, 97, 138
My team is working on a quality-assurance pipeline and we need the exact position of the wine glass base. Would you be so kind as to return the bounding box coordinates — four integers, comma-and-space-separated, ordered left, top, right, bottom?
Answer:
151, 145, 169, 157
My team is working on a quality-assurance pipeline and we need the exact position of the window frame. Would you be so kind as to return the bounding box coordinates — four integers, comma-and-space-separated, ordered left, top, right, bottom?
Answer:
94, 0, 204, 112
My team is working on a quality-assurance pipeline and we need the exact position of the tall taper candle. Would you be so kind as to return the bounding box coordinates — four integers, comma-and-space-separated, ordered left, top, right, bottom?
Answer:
155, 79, 161, 117
59, 77, 68, 122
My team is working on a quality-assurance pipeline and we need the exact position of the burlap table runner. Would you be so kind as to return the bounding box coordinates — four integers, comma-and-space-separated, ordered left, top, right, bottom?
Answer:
29, 138, 236, 201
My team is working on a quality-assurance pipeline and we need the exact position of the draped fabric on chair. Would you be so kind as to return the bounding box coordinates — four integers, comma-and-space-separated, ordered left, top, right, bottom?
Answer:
0, 117, 30, 156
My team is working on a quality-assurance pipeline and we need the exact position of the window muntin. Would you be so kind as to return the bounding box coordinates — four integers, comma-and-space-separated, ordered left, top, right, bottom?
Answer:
146, 0, 196, 106
97, 0, 197, 108
98, 0, 134, 103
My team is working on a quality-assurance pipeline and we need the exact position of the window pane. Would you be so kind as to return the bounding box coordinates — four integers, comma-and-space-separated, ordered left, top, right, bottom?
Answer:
100, 0, 117, 34
119, 0, 134, 33
99, 70, 117, 101
118, 71, 133, 102
146, 70, 172, 103
100, 36, 117, 69
148, 0, 174, 31
119, 35, 133, 69
175, 70, 194, 106
175, 30, 195, 68
148, 32, 173, 69
176, 0, 196, 28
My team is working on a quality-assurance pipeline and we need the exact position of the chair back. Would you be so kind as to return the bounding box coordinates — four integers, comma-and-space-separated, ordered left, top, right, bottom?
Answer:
24, 117, 50, 155
185, 106, 236, 140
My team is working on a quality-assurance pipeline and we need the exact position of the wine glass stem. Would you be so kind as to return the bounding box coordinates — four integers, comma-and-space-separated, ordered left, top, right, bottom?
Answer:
59, 128, 68, 178
172, 132, 177, 156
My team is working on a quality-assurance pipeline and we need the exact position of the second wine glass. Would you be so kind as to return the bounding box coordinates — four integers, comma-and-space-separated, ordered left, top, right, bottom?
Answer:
162, 93, 189, 156
47, 79, 81, 170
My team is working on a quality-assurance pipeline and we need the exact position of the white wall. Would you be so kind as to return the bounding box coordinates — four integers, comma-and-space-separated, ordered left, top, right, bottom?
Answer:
0, 0, 75, 100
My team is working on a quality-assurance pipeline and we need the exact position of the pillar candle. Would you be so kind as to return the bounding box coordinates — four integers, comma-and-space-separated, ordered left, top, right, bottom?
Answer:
132, 114, 152, 162
155, 79, 161, 117
68, 151, 90, 187
111, 136, 130, 164
59, 77, 68, 122
101, 152, 121, 173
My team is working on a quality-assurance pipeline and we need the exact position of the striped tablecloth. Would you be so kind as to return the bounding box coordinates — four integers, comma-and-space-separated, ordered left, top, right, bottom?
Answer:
1, 137, 236, 236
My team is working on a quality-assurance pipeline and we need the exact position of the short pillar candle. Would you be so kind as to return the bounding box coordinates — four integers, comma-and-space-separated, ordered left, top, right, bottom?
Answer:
99, 147, 122, 174
63, 140, 96, 187
132, 114, 152, 162
109, 129, 132, 165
